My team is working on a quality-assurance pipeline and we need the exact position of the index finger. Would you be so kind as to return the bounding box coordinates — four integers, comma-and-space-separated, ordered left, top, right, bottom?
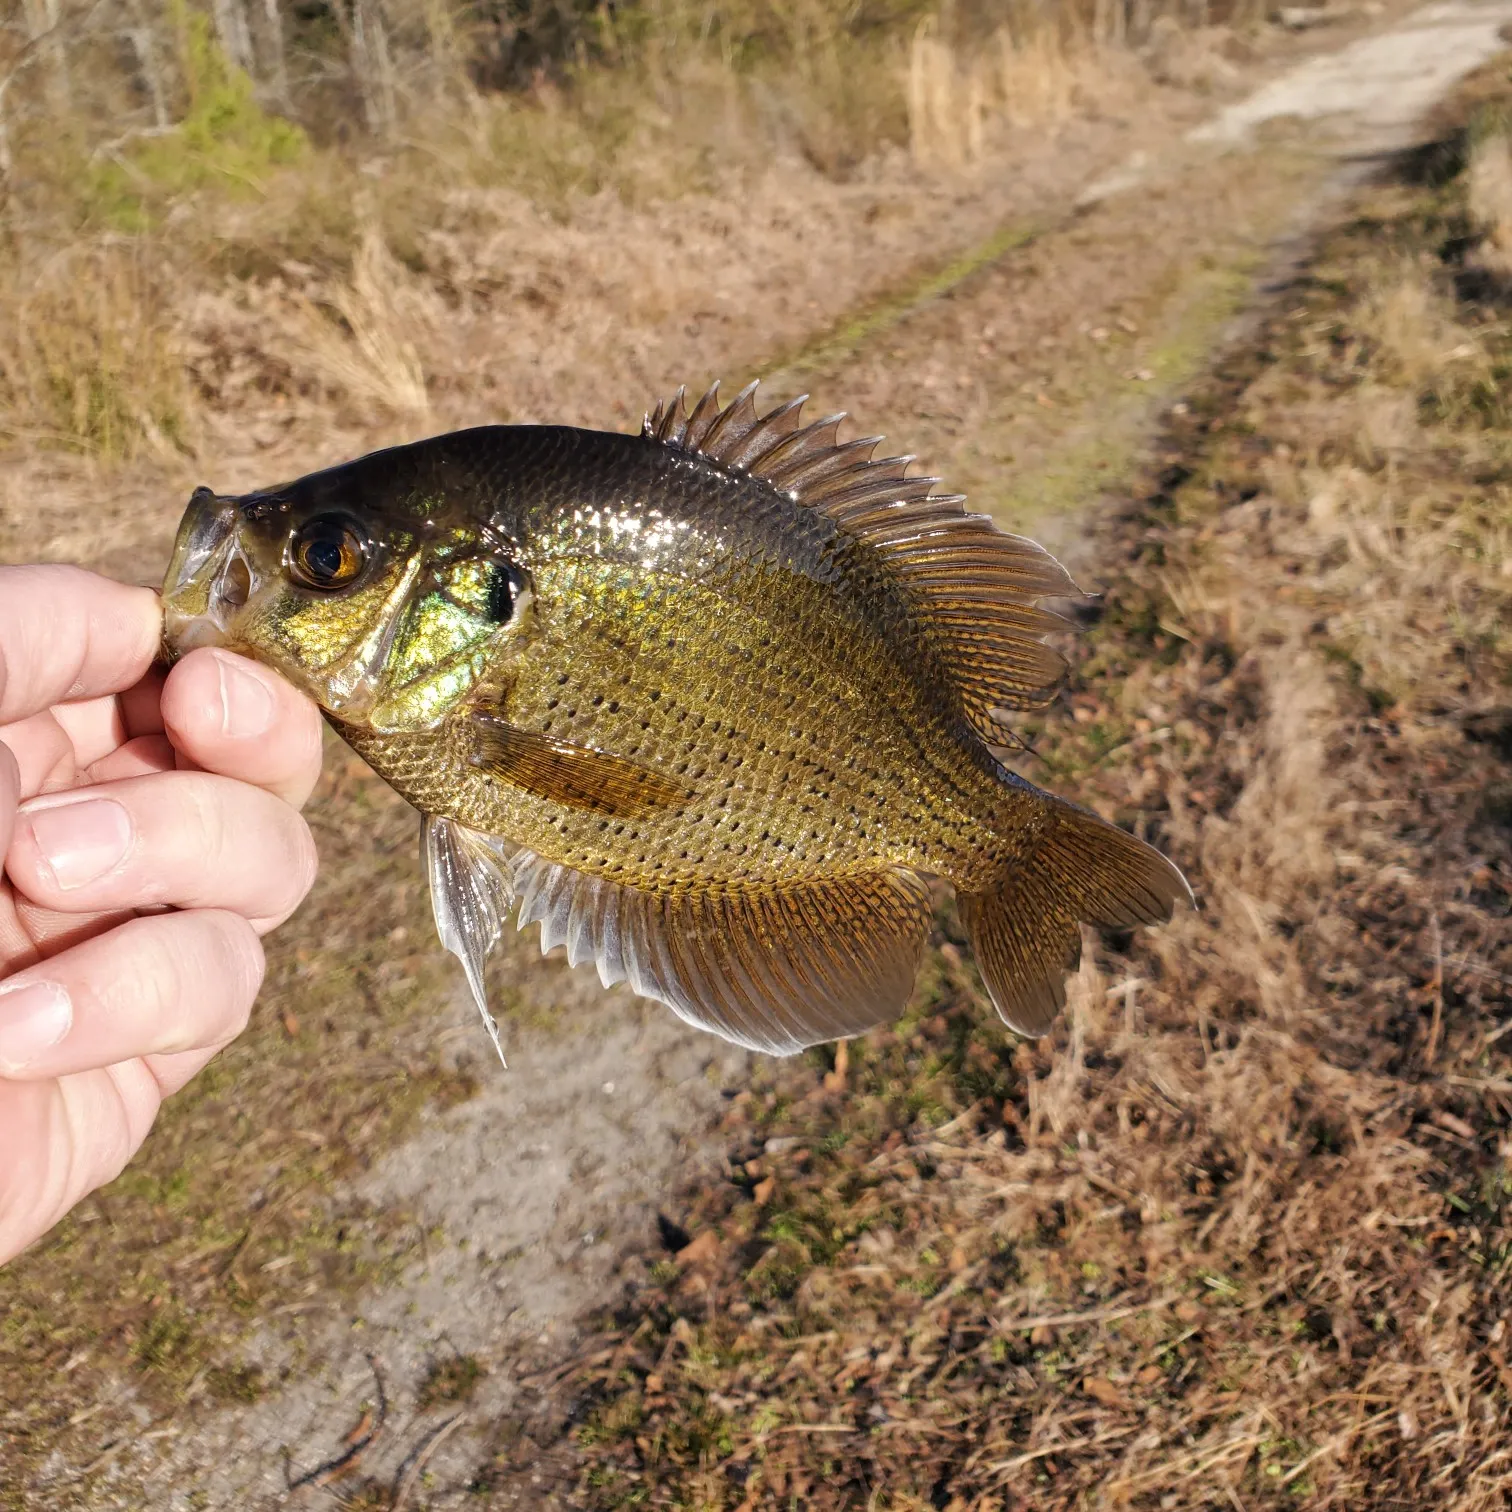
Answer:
0, 739, 17, 860
0, 567, 161, 725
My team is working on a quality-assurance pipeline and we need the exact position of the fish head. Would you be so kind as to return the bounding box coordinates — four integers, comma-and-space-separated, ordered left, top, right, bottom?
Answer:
161, 470, 532, 733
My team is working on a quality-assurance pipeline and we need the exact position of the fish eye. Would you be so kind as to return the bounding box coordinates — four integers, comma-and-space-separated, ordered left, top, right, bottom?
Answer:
287, 514, 369, 591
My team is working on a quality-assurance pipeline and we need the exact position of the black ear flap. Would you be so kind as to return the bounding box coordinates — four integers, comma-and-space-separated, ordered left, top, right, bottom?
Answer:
486, 560, 527, 624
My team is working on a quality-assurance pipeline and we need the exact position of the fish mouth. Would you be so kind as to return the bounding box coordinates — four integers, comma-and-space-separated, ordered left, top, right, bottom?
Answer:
161, 486, 259, 656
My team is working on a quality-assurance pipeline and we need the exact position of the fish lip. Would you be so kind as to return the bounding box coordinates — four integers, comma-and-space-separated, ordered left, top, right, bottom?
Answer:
161, 487, 259, 654
165, 486, 232, 590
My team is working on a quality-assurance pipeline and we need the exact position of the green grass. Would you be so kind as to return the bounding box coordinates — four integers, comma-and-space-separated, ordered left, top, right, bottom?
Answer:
760, 217, 1052, 388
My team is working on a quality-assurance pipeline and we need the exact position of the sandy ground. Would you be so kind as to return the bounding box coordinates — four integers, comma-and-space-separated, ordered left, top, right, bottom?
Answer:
144, 987, 752, 1507
1192, 0, 1512, 149
7, 3, 1512, 1505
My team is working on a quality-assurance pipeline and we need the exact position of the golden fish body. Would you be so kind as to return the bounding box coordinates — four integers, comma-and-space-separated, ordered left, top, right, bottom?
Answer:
162, 383, 1190, 1060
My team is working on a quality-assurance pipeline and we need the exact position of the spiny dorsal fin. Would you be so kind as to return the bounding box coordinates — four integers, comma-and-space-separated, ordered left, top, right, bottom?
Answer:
643, 380, 1086, 726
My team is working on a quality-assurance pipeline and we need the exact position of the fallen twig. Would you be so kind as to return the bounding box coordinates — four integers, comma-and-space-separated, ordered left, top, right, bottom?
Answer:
283, 1353, 388, 1492
390, 1412, 467, 1512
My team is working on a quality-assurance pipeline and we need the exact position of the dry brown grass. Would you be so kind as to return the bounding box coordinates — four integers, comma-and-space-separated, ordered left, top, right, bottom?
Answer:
1466, 124, 1512, 289
0, 24, 1281, 1505
0, 8, 1451, 1504
905, 23, 1086, 169
0, 0, 1260, 467
277, 214, 435, 423
903, 14, 1245, 172
0, 242, 191, 460
521, 92, 1512, 1512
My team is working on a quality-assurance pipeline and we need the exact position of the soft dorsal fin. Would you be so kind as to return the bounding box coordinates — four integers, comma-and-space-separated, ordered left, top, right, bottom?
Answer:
644, 381, 1084, 730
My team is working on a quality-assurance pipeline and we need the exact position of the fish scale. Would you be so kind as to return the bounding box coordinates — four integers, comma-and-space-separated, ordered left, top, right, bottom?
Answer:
336, 557, 1000, 894
162, 379, 1192, 1063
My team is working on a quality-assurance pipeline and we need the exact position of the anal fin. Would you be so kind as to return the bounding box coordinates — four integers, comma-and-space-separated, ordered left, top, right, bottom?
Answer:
511, 852, 934, 1056
422, 814, 517, 1068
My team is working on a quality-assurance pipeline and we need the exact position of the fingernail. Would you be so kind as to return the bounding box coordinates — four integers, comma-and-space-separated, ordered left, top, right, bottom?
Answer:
215, 652, 275, 740
0, 981, 72, 1072
17, 797, 133, 890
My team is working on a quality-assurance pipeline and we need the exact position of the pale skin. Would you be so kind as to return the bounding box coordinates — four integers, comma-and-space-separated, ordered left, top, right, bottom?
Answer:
0, 565, 324, 1266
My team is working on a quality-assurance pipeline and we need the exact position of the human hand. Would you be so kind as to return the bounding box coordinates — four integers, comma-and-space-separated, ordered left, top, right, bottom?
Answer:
0, 565, 323, 1266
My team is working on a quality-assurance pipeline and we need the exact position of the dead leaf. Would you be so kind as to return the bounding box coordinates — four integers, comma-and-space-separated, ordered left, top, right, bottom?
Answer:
677, 1230, 721, 1266
1082, 1376, 1127, 1408
822, 1040, 849, 1093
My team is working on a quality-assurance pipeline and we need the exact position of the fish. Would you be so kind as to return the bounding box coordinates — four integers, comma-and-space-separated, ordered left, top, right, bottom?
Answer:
161, 380, 1192, 1066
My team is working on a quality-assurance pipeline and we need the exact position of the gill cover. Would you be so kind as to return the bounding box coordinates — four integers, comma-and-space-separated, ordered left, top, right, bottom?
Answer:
367, 552, 531, 732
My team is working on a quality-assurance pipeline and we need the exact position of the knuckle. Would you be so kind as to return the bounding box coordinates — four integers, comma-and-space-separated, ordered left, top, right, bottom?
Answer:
194, 912, 263, 1040
257, 809, 319, 924
128, 918, 195, 1034
227, 921, 267, 1033
123, 912, 262, 1050
179, 775, 233, 867
133, 772, 318, 923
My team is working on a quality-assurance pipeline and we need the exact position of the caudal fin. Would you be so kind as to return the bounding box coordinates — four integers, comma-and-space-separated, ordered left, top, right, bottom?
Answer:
960, 799, 1192, 1036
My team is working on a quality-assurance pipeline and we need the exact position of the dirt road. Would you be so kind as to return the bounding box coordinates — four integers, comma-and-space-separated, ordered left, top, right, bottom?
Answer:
5, 3, 1512, 1505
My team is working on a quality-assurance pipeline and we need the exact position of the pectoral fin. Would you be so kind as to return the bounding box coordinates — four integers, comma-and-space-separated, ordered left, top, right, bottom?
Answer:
469, 714, 689, 817
421, 814, 517, 1068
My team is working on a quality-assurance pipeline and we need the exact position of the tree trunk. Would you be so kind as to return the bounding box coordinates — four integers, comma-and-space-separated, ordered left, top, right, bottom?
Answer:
351, 0, 398, 138
371, 3, 397, 134
424, 0, 463, 99
0, 89, 12, 186
261, 0, 292, 107
23, 0, 72, 113
210, 0, 256, 76
350, 0, 379, 134
126, 0, 169, 129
